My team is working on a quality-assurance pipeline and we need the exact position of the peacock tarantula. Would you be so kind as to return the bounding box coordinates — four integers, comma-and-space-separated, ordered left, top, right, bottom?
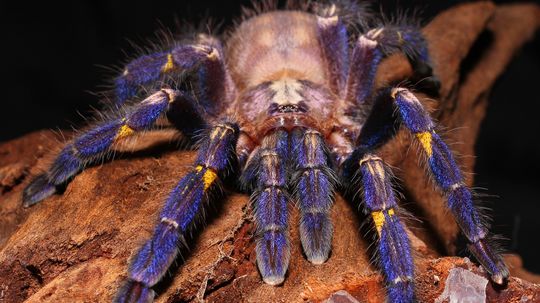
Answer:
22, 1, 509, 302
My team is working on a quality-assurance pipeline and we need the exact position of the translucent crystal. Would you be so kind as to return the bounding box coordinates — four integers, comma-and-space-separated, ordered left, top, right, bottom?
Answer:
435, 267, 488, 303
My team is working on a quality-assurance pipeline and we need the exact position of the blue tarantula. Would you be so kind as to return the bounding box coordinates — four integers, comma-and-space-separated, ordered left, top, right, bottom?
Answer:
22, 1, 509, 302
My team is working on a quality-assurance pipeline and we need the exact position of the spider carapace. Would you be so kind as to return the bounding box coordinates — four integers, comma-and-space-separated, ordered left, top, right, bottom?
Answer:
22, 2, 509, 302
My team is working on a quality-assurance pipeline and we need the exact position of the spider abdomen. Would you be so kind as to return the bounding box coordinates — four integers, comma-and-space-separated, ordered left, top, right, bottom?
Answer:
227, 11, 327, 91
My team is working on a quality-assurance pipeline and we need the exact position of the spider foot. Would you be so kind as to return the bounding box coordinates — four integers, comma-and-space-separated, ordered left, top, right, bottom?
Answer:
390, 87, 509, 287
468, 239, 509, 285
22, 174, 57, 207
114, 280, 155, 303
300, 213, 332, 265
256, 230, 290, 286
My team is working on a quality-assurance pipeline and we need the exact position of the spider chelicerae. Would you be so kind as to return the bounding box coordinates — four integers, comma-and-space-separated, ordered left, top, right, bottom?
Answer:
22, 1, 509, 302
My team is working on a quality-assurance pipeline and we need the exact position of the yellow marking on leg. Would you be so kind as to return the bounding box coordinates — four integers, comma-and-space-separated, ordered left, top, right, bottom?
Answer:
372, 211, 385, 235
372, 209, 395, 236
195, 165, 218, 191
161, 53, 175, 73
416, 131, 433, 157
115, 124, 135, 140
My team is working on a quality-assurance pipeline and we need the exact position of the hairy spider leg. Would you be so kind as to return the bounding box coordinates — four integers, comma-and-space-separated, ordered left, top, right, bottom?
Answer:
115, 122, 239, 303
391, 87, 509, 284
345, 24, 432, 105
243, 129, 291, 285
357, 154, 415, 303
116, 41, 233, 116
368, 24, 430, 68
315, 9, 349, 96
165, 90, 208, 137
22, 89, 180, 207
291, 128, 335, 264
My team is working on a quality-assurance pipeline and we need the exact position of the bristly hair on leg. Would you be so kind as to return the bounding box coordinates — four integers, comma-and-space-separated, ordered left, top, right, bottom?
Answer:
311, 0, 374, 33
291, 128, 337, 265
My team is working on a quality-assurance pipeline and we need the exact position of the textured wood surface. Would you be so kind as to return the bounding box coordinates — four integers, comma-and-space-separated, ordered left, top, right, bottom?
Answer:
1, 2, 539, 302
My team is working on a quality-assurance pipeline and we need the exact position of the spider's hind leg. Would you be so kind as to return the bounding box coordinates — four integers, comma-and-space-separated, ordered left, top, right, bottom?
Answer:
346, 21, 439, 105
369, 24, 432, 74
23, 89, 188, 207
391, 87, 509, 284
314, 5, 350, 95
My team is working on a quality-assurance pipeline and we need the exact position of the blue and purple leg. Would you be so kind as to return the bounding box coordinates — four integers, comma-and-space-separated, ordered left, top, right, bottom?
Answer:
391, 87, 509, 284
355, 153, 415, 303
291, 128, 335, 264
115, 122, 239, 303
345, 23, 436, 105
243, 129, 291, 285
367, 24, 430, 68
315, 8, 349, 95
115, 39, 234, 116
23, 89, 181, 207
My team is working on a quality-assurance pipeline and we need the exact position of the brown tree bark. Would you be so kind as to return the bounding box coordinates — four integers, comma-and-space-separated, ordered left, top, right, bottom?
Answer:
1, 2, 539, 302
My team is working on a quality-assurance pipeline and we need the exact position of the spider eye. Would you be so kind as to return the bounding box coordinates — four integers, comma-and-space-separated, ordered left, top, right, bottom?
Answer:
278, 104, 299, 113
268, 102, 308, 114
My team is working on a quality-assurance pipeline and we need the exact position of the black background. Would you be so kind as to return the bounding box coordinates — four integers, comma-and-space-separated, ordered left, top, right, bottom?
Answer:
1, 1, 539, 273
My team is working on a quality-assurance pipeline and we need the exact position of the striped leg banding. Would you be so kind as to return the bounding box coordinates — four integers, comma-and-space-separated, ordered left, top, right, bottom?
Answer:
357, 154, 415, 302
291, 128, 335, 264
23, 89, 178, 207
392, 88, 508, 284
115, 122, 238, 303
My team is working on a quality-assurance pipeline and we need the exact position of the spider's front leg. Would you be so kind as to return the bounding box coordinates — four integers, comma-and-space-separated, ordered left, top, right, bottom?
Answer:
115, 122, 239, 303
391, 87, 509, 284
22, 89, 188, 206
242, 127, 336, 284
290, 128, 335, 264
